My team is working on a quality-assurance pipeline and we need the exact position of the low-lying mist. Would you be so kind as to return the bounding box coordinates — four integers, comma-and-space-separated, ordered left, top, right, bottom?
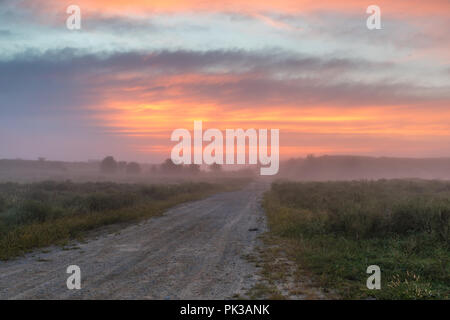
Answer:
2, 155, 450, 183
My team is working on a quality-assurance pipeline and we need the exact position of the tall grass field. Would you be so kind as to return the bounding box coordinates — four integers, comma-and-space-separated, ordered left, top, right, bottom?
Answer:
264, 179, 450, 299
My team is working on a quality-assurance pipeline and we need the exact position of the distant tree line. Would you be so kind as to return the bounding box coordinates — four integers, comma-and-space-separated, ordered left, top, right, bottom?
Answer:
100, 156, 224, 175
100, 156, 142, 175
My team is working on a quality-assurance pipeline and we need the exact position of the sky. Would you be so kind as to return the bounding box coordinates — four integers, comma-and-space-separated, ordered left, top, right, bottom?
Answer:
0, 0, 449, 162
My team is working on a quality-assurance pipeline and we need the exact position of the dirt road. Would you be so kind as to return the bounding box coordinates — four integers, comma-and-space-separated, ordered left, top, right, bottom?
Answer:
0, 183, 268, 299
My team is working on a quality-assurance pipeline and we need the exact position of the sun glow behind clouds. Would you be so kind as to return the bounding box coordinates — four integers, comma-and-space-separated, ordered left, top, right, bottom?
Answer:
95, 97, 450, 159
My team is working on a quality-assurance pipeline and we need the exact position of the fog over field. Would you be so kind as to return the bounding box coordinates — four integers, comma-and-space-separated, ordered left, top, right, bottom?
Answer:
2, 155, 450, 183
277, 155, 450, 181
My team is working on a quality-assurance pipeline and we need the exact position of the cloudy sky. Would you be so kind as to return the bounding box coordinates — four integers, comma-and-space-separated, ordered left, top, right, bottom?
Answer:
0, 0, 449, 162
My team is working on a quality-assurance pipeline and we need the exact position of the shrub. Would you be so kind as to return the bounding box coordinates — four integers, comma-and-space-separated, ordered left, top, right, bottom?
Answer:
390, 201, 431, 235
100, 156, 118, 174
83, 192, 136, 212
126, 162, 141, 175
31, 180, 74, 192
0, 195, 5, 213
140, 185, 172, 200
26, 189, 50, 202
160, 158, 182, 174
13, 200, 61, 225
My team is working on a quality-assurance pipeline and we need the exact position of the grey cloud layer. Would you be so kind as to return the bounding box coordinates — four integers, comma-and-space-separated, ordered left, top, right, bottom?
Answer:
1, 49, 448, 118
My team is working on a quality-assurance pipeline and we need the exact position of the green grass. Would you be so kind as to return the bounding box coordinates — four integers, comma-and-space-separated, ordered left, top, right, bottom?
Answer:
0, 179, 249, 260
263, 179, 450, 299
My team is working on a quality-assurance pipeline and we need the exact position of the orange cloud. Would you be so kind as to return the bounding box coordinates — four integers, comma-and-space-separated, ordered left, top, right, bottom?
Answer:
98, 99, 450, 159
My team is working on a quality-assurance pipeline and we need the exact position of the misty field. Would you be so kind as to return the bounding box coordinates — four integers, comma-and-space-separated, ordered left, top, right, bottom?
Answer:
0, 179, 248, 260
264, 180, 450, 299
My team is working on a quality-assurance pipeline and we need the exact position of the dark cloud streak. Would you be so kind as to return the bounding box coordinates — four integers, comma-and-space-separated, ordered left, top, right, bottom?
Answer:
0, 48, 448, 118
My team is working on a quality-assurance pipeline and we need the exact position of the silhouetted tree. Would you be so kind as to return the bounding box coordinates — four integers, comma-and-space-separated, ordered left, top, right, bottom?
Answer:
161, 158, 182, 174
117, 161, 127, 172
126, 162, 141, 175
100, 156, 118, 174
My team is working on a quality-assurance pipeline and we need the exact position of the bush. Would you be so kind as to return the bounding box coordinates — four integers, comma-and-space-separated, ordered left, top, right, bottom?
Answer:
31, 181, 74, 192
26, 189, 51, 202
13, 200, 61, 225
83, 193, 136, 212
0, 196, 5, 213
160, 158, 182, 174
140, 185, 182, 200
126, 162, 141, 175
100, 156, 118, 174
390, 201, 431, 235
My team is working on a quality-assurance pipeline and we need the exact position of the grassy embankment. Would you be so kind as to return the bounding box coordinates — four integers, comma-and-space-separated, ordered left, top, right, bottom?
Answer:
0, 178, 249, 260
263, 180, 450, 299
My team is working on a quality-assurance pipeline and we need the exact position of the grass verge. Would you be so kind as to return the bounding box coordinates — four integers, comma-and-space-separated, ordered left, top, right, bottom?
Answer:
263, 180, 450, 299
